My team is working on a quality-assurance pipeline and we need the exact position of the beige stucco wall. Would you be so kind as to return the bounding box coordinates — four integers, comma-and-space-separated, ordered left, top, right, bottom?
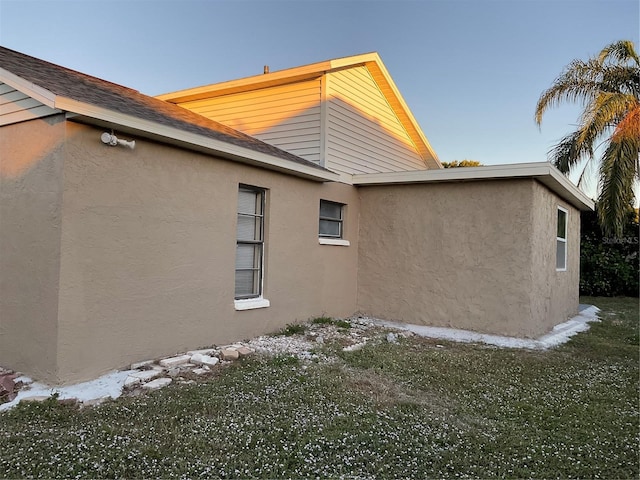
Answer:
530, 181, 580, 333
357, 179, 581, 338
1, 117, 583, 385
53, 122, 359, 383
0, 115, 66, 380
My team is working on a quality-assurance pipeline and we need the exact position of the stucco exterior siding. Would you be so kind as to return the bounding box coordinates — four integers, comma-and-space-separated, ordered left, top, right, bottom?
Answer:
356, 179, 574, 338
176, 79, 323, 163
530, 181, 580, 334
325, 67, 425, 175
0, 115, 66, 380
53, 123, 358, 383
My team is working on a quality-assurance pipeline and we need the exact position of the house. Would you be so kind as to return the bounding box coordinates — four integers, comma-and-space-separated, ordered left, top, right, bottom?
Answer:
0, 47, 594, 384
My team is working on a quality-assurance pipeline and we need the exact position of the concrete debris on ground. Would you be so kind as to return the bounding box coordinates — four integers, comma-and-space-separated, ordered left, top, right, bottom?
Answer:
0, 307, 601, 412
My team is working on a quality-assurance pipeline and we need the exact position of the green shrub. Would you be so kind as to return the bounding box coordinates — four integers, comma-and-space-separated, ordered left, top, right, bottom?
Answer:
311, 316, 333, 325
580, 209, 639, 297
275, 323, 306, 336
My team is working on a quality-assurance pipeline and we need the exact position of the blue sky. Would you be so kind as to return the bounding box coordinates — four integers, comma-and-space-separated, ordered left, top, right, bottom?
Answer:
1, 0, 638, 179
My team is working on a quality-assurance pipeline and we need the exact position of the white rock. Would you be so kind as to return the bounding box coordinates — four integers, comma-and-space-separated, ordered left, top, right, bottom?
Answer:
13, 375, 33, 385
128, 369, 162, 382
192, 368, 210, 375
124, 376, 142, 388
142, 378, 172, 390
236, 346, 253, 357
343, 342, 366, 352
159, 355, 191, 368
221, 349, 239, 361
130, 360, 154, 370
386, 333, 399, 344
190, 353, 219, 368
186, 348, 216, 356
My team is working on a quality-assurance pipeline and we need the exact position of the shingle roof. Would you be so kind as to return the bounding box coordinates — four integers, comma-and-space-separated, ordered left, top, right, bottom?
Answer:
0, 46, 329, 173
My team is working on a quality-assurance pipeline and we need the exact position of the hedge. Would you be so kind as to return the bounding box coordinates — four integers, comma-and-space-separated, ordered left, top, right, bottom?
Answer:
580, 209, 639, 297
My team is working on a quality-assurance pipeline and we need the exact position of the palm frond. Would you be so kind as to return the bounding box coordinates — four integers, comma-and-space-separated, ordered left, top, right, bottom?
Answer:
535, 59, 606, 125
597, 138, 639, 236
578, 92, 636, 146
548, 131, 593, 173
598, 40, 640, 67
612, 101, 640, 144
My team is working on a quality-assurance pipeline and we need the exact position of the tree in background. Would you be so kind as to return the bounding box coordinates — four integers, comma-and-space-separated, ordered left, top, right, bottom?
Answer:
579, 207, 638, 297
535, 40, 640, 237
441, 160, 483, 168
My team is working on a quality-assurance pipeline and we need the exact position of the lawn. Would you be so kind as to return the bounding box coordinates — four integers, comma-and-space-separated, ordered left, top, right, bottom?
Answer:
1, 298, 638, 479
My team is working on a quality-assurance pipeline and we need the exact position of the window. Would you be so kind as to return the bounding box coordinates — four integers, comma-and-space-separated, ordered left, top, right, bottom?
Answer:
319, 200, 344, 238
319, 200, 350, 246
235, 186, 267, 306
556, 207, 568, 271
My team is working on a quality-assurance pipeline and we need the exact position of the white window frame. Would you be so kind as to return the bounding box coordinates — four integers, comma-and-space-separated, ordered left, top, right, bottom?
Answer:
234, 185, 270, 310
318, 200, 350, 246
556, 206, 568, 271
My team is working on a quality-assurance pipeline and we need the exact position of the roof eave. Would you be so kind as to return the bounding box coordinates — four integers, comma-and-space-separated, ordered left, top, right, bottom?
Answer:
51, 96, 339, 182
352, 162, 595, 211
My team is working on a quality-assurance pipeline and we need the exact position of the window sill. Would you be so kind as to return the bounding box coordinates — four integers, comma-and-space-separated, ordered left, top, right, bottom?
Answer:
319, 238, 350, 246
234, 297, 270, 311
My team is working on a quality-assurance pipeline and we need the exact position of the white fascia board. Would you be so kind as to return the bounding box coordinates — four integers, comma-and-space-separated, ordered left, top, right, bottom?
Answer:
54, 97, 339, 183
0, 68, 58, 107
353, 163, 595, 211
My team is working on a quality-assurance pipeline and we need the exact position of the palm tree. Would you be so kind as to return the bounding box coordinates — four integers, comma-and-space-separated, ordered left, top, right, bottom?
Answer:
535, 40, 640, 236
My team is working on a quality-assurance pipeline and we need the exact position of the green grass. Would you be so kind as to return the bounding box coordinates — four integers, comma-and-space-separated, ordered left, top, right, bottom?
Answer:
1, 297, 638, 479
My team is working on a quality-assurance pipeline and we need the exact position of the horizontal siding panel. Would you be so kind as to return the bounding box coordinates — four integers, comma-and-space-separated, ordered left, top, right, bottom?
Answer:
261, 138, 321, 152
202, 106, 321, 128
0, 105, 59, 127
174, 79, 322, 160
326, 68, 425, 174
0, 83, 14, 95
192, 98, 320, 120
327, 107, 423, 169
240, 121, 319, 136
329, 68, 406, 131
257, 129, 320, 143
0, 83, 60, 126
0, 97, 42, 116
327, 156, 378, 175
0, 89, 28, 106
326, 139, 415, 173
181, 80, 320, 110
327, 102, 419, 158
326, 129, 419, 171
330, 75, 398, 126
185, 90, 320, 115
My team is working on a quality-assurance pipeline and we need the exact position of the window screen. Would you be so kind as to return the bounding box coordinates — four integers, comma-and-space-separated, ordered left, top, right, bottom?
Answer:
235, 187, 265, 298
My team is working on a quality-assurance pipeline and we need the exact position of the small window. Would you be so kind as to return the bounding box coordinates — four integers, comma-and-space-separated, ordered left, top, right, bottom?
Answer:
319, 200, 344, 238
556, 207, 567, 271
235, 186, 265, 299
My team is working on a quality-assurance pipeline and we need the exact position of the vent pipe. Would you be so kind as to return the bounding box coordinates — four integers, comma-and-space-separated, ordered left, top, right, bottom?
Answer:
263, 65, 269, 74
